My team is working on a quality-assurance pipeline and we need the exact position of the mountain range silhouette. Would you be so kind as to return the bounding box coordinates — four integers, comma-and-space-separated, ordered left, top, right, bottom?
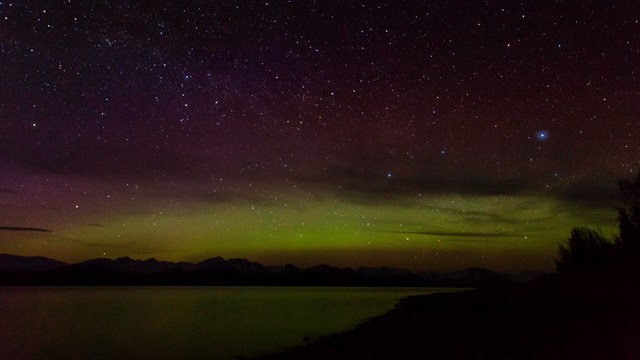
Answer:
0, 253, 543, 287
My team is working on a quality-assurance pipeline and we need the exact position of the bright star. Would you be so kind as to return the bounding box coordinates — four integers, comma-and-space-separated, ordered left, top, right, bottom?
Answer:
535, 130, 549, 141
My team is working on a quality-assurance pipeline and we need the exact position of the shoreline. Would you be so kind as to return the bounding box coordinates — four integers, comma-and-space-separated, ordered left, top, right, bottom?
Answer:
259, 262, 640, 359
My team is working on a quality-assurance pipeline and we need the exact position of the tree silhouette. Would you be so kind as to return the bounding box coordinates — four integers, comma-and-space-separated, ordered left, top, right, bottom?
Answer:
616, 173, 640, 257
556, 227, 614, 272
556, 171, 640, 272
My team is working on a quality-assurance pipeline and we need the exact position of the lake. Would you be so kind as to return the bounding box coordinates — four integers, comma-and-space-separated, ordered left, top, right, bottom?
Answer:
0, 286, 457, 359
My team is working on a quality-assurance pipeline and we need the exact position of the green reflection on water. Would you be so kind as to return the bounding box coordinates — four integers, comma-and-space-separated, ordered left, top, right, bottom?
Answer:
0, 286, 457, 359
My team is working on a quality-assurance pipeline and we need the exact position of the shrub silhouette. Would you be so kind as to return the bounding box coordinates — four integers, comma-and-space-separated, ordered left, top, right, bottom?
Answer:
556, 227, 614, 272
556, 172, 640, 272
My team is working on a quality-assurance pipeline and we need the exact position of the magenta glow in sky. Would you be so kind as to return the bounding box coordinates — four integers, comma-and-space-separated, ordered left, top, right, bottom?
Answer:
0, 1, 638, 271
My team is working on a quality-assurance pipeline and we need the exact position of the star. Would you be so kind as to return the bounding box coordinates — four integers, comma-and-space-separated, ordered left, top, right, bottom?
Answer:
535, 130, 549, 142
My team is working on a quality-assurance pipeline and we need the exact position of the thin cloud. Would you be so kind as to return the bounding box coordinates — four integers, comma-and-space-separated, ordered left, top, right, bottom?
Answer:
0, 226, 52, 233
381, 230, 521, 238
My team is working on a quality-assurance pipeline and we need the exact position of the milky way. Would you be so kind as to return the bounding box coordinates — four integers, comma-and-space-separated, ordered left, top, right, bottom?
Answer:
0, 1, 638, 271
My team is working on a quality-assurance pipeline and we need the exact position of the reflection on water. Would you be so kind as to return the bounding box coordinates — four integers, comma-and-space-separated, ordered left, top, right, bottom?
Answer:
0, 286, 454, 359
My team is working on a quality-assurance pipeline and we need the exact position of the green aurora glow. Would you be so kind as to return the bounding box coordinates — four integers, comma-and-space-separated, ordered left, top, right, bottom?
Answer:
1, 180, 618, 272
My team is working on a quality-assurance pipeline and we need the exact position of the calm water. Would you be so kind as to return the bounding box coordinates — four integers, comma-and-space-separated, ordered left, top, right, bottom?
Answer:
0, 286, 456, 359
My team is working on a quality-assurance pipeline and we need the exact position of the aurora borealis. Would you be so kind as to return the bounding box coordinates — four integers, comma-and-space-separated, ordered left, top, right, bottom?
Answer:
0, 1, 638, 271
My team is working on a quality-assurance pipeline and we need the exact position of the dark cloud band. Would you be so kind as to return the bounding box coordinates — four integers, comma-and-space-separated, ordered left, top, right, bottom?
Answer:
0, 226, 52, 233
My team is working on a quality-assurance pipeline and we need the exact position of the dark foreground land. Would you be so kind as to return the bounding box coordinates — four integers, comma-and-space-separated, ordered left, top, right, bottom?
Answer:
260, 261, 640, 360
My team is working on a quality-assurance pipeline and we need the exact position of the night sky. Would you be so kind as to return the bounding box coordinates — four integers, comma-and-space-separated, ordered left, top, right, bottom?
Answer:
1, 0, 638, 271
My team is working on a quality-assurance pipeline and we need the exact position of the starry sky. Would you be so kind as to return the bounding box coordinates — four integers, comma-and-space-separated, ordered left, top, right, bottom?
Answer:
0, 0, 638, 271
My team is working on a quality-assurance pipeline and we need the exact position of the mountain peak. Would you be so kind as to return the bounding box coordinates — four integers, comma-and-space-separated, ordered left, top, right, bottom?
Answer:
0, 254, 66, 273
0, 253, 545, 286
